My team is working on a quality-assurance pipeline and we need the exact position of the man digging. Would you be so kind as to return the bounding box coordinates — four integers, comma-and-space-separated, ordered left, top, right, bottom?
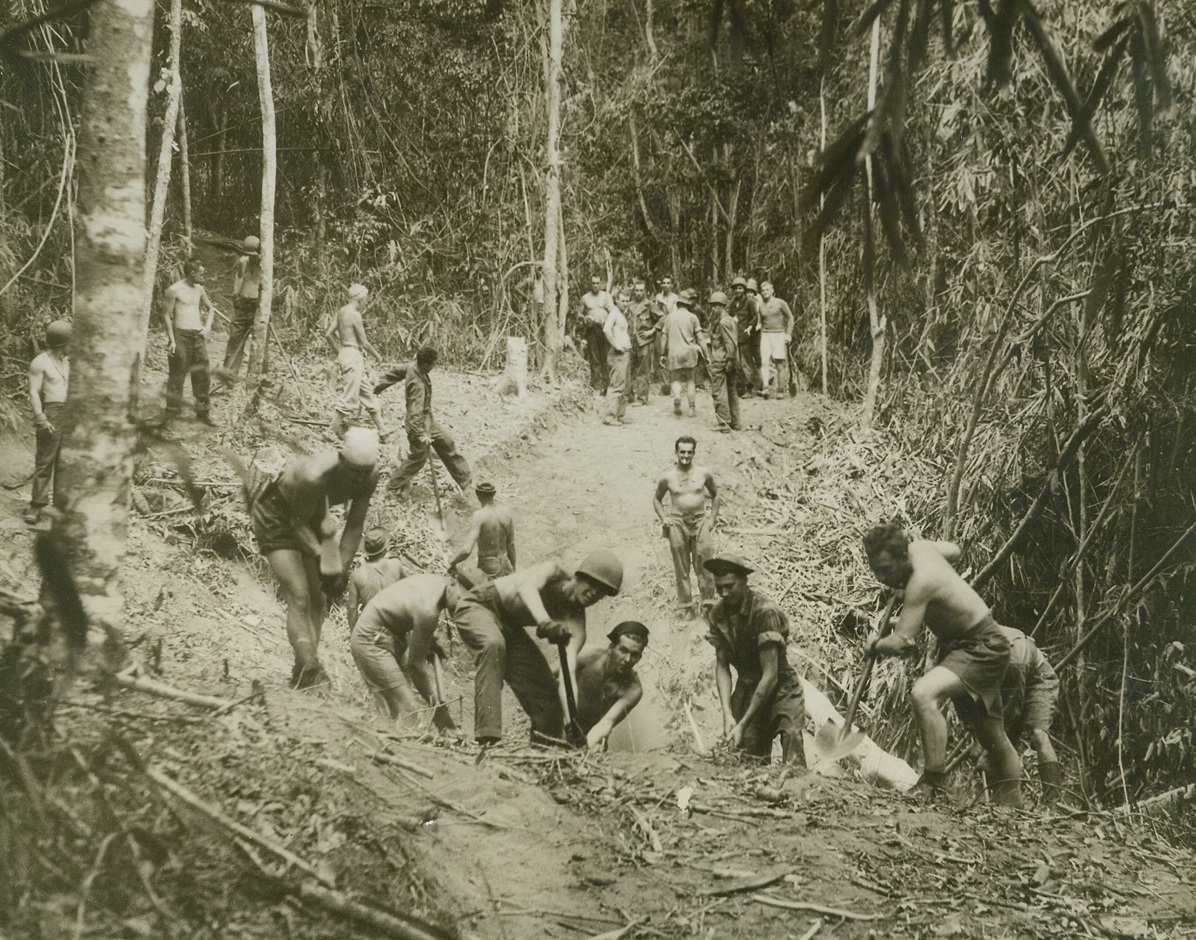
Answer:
345, 526, 406, 629
575, 621, 649, 750
452, 550, 624, 747
252, 427, 380, 689
863, 522, 1024, 807
703, 553, 807, 765
350, 572, 460, 732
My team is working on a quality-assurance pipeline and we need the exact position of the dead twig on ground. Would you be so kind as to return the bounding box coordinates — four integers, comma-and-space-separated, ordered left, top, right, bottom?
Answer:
696, 867, 789, 896
750, 893, 882, 920
113, 663, 236, 711
371, 750, 434, 779
586, 919, 647, 940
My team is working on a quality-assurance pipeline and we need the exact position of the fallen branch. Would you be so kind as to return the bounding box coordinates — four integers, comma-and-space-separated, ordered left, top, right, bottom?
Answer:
587, 920, 647, 940
236, 841, 456, 940
371, 750, 434, 779
1117, 783, 1196, 816
114, 664, 236, 711
750, 893, 882, 921
696, 867, 789, 896
144, 766, 334, 886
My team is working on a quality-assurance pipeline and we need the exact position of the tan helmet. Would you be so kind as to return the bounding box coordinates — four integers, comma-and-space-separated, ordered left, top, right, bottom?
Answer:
731, 276, 748, 289
241, 235, 260, 254
746, 278, 760, 293
45, 320, 72, 347
708, 291, 729, 306
576, 550, 623, 596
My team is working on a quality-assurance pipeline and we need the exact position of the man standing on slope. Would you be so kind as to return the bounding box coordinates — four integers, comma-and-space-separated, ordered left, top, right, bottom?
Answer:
654, 435, 719, 615
579, 274, 614, 394
345, 526, 406, 629
452, 551, 623, 746
376, 346, 474, 499
758, 280, 794, 399
219, 234, 261, 388
252, 427, 380, 689
863, 522, 1023, 806
26, 320, 71, 526
661, 289, 708, 417
448, 482, 516, 580
162, 259, 218, 427
602, 289, 633, 426
326, 283, 387, 441
706, 291, 743, 432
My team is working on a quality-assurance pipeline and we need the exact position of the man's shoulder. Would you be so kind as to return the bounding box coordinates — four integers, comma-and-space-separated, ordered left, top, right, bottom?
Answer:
29, 351, 51, 370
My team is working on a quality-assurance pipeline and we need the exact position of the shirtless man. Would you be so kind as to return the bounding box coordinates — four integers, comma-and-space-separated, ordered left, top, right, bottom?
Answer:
220, 234, 261, 385
863, 522, 1023, 806
661, 290, 709, 417
252, 427, 380, 689
345, 526, 405, 629
162, 259, 218, 426
326, 283, 386, 441
350, 572, 460, 731
757, 281, 794, 399
448, 482, 516, 580
452, 550, 623, 745
654, 436, 719, 614
575, 621, 648, 749
26, 320, 71, 526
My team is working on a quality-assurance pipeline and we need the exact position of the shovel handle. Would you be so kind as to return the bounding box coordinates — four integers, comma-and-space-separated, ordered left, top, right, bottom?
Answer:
556, 640, 584, 746
840, 593, 898, 734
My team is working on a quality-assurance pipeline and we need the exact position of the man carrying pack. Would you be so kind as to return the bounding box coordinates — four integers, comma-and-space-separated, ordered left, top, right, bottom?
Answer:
661, 289, 708, 417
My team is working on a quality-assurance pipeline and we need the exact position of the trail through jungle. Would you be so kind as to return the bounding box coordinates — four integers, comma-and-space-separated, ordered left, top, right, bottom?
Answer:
3, 346, 1195, 939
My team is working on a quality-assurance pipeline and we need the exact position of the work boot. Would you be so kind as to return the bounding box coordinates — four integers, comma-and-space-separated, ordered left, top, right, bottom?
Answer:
293, 663, 330, 691
23, 507, 41, 526
673, 399, 682, 416
1039, 761, 1064, 804
197, 412, 219, 427
990, 776, 1025, 808
602, 416, 621, 426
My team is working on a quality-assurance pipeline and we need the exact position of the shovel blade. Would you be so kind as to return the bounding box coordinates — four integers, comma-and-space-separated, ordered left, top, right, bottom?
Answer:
813, 723, 866, 762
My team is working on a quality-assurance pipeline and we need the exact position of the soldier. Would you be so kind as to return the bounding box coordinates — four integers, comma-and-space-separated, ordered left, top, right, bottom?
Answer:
345, 527, 405, 629
26, 320, 71, 526
219, 234, 261, 386
654, 436, 718, 614
326, 283, 387, 441
162, 259, 218, 426
661, 290, 709, 417
448, 482, 516, 580
706, 291, 743, 432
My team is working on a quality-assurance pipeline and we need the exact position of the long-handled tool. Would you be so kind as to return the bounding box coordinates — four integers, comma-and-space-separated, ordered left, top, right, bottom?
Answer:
430, 651, 455, 732
813, 593, 897, 763
425, 443, 448, 543
556, 641, 587, 748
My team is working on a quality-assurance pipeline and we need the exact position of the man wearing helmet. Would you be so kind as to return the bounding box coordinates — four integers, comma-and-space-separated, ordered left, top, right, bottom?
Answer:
706, 291, 743, 432
219, 234, 261, 386
252, 427, 380, 689
452, 549, 624, 745
25, 320, 72, 526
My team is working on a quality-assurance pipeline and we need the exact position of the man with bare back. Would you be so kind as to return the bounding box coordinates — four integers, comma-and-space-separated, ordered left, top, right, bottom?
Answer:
863, 522, 1023, 807
252, 427, 380, 689
326, 283, 387, 441
452, 550, 623, 746
654, 435, 719, 614
345, 526, 406, 629
350, 572, 460, 731
162, 259, 218, 426
219, 234, 261, 386
448, 482, 516, 580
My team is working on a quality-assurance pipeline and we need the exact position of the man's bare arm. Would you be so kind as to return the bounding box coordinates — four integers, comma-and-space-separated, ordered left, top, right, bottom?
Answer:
923, 539, 962, 565
345, 577, 361, 629
870, 591, 924, 657
325, 311, 341, 351
714, 649, 735, 732
199, 287, 215, 333
339, 483, 376, 569
653, 477, 670, 525
161, 289, 178, 348
586, 677, 643, 748
28, 362, 47, 425
286, 477, 327, 557
734, 646, 779, 737
506, 517, 516, 568
514, 562, 562, 629
351, 314, 382, 361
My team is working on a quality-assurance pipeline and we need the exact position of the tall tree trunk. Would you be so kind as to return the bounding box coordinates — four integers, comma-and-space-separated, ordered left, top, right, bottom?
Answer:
861, 17, 885, 428
211, 105, 226, 202
249, 3, 276, 377
141, 0, 183, 336
818, 83, 829, 395
540, 0, 564, 379
178, 96, 193, 257
60, 0, 155, 661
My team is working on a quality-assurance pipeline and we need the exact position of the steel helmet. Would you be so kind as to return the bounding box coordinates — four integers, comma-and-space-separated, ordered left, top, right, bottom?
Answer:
745, 278, 760, 293
576, 550, 623, 596
731, 276, 748, 289
45, 320, 72, 347
241, 235, 261, 254
708, 291, 729, 306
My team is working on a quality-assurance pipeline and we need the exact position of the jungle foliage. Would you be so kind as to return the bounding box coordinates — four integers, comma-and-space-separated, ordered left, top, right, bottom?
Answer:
2, 0, 1194, 805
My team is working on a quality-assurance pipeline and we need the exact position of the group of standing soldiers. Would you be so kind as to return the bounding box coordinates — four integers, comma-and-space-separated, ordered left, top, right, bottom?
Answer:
574, 273, 797, 433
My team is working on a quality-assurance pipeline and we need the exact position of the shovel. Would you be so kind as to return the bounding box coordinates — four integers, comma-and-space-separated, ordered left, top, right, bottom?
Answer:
430, 651, 455, 732
813, 593, 897, 762
556, 641, 587, 748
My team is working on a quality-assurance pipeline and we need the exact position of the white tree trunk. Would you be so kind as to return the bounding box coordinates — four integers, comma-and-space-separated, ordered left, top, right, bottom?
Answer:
861, 17, 885, 428
250, 3, 276, 377
60, 0, 155, 660
142, 0, 183, 334
539, 0, 564, 379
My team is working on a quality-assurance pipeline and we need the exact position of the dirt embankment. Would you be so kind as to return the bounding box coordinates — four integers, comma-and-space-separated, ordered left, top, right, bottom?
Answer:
2, 333, 1194, 939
